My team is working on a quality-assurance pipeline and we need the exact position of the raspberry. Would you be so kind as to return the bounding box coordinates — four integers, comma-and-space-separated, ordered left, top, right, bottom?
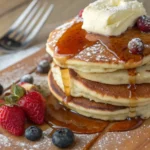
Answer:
137, 15, 150, 32
79, 9, 84, 18
128, 38, 144, 55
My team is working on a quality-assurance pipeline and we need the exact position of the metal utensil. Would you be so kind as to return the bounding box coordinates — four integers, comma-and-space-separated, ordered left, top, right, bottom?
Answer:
0, 0, 54, 51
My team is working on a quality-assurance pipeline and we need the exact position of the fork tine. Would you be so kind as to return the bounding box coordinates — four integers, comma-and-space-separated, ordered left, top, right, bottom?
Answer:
6, 0, 38, 36
13, 1, 42, 39
24, 4, 54, 44
18, 1, 48, 41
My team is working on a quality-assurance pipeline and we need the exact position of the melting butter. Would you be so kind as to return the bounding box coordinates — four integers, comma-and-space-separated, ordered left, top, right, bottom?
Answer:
82, 0, 146, 36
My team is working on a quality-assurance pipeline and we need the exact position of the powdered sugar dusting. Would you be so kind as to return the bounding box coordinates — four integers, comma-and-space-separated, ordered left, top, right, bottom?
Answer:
0, 134, 11, 148
137, 15, 150, 32
91, 120, 150, 150
0, 128, 54, 150
74, 41, 118, 62
0, 51, 47, 90
90, 0, 145, 15
0, 127, 97, 150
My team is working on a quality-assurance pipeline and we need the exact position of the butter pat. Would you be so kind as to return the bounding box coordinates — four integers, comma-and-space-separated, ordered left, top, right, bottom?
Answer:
82, 0, 146, 36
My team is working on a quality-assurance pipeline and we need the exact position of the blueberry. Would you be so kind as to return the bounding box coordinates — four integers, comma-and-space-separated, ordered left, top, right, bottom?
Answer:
25, 126, 43, 141
36, 60, 50, 74
20, 74, 34, 84
52, 128, 74, 148
0, 84, 3, 95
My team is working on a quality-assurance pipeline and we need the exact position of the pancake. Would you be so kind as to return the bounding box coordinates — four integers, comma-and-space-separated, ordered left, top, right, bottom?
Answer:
51, 63, 150, 107
47, 11, 150, 121
48, 70, 150, 120
46, 16, 150, 73
76, 64, 150, 85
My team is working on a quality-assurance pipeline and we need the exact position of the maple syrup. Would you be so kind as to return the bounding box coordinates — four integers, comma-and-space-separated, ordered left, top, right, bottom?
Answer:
56, 22, 96, 55
55, 20, 150, 63
45, 95, 109, 134
128, 69, 137, 117
128, 69, 137, 100
47, 18, 149, 149
45, 95, 144, 134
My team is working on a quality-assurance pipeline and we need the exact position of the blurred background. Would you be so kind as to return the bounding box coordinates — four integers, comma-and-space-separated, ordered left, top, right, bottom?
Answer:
0, 0, 94, 47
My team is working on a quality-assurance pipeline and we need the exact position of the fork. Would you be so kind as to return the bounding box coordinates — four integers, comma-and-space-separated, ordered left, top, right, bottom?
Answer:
0, 0, 54, 51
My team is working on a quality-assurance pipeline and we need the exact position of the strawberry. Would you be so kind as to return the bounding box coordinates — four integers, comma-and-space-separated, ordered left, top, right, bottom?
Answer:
18, 91, 46, 125
0, 105, 25, 136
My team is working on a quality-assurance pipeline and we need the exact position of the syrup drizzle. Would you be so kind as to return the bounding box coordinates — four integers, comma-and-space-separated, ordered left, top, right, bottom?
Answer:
45, 95, 144, 149
45, 95, 144, 134
83, 124, 113, 150
53, 19, 150, 64
45, 95, 109, 134
128, 69, 137, 99
56, 22, 96, 55
47, 18, 150, 149
83, 133, 101, 150
128, 69, 137, 117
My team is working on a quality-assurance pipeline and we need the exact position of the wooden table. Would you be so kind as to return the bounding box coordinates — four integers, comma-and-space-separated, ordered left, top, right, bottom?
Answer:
0, 49, 150, 150
0, 0, 150, 150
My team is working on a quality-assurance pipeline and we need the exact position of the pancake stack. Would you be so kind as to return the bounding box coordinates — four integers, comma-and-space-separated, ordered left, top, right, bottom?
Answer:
46, 15, 150, 121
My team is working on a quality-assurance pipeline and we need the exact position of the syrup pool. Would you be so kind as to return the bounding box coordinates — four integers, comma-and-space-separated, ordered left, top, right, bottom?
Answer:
45, 94, 144, 134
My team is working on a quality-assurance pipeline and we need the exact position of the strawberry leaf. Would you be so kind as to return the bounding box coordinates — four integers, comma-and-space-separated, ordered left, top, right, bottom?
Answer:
11, 84, 25, 98
4, 95, 19, 105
